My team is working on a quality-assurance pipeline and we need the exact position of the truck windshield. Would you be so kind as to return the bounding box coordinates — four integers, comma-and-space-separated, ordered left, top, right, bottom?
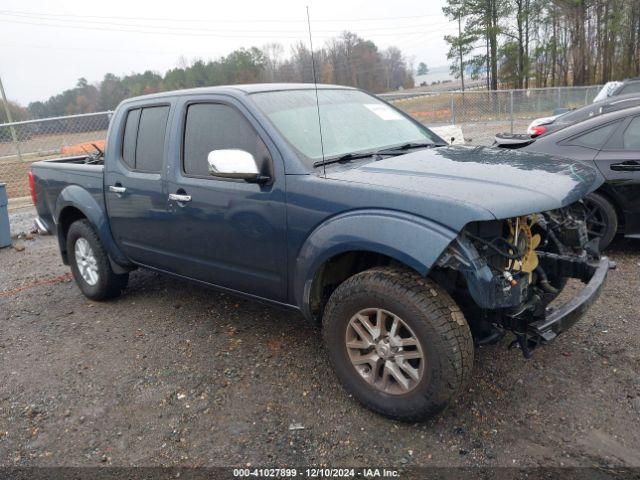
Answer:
251, 89, 442, 167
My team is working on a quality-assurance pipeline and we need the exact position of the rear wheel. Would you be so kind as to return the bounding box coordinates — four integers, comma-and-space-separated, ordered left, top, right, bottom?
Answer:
583, 192, 617, 251
67, 219, 128, 300
322, 266, 474, 421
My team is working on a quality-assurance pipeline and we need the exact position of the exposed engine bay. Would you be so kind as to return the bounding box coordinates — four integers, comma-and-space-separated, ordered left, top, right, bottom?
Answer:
434, 201, 606, 357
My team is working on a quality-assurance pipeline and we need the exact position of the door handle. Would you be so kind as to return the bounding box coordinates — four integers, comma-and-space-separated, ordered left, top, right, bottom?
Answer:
611, 161, 640, 172
109, 185, 127, 194
169, 193, 192, 203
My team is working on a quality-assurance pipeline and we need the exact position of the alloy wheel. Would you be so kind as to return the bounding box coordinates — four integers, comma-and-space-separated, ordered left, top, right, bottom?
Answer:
583, 197, 608, 238
345, 308, 425, 395
74, 238, 99, 286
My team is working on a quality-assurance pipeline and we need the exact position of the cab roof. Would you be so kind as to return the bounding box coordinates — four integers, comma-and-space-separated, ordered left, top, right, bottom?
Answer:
122, 83, 356, 104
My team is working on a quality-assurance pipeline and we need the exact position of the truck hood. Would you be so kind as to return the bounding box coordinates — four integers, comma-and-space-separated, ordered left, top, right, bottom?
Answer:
324, 145, 602, 220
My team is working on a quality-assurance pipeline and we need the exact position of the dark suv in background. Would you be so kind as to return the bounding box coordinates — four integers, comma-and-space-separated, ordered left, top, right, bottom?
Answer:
527, 93, 640, 138
611, 78, 640, 96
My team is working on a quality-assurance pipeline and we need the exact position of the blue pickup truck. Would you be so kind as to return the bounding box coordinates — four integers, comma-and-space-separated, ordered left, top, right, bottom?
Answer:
30, 84, 610, 420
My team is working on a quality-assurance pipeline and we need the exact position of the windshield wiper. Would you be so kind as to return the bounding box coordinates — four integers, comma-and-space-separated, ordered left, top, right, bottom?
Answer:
312, 142, 442, 168
313, 151, 378, 168
375, 142, 438, 155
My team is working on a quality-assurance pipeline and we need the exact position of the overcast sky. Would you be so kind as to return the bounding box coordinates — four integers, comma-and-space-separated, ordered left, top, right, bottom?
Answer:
0, 0, 457, 105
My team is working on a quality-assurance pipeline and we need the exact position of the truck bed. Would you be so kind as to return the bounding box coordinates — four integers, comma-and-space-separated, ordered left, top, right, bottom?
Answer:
34, 154, 104, 167
31, 155, 105, 233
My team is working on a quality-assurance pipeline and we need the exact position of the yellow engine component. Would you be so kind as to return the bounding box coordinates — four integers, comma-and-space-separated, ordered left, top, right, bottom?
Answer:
507, 216, 541, 280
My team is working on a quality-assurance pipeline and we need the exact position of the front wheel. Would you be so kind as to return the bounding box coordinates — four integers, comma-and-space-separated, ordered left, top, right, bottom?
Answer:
67, 219, 128, 300
583, 192, 618, 251
322, 266, 474, 421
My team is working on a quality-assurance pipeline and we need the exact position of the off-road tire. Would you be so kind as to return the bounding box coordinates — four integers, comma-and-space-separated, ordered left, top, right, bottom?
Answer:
584, 192, 618, 251
67, 219, 128, 301
322, 266, 474, 421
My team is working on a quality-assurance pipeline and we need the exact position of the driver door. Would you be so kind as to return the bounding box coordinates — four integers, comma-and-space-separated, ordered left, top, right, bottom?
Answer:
164, 97, 288, 301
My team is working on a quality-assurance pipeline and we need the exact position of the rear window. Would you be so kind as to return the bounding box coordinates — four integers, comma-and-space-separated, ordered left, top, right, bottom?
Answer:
565, 121, 620, 149
623, 116, 640, 149
559, 95, 640, 124
136, 106, 170, 172
618, 83, 640, 95
560, 104, 600, 123
120, 105, 169, 172
122, 108, 140, 169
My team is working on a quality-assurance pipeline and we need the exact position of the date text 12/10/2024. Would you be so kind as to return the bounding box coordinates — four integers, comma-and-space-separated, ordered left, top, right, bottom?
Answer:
232, 468, 400, 478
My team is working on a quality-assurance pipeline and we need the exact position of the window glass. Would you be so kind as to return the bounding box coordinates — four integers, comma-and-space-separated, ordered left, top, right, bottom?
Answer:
122, 108, 140, 168
251, 89, 441, 165
602, 97, 640, 114
623, 116, 640, 150
568, 121, 620, 149
183, 103, 267, 177
135, 106, 169, 172
560, 104, 600, 123
619, 83, 640, 95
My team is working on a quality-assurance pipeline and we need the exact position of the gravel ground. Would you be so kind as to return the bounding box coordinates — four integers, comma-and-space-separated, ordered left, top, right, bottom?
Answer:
1, 232, 639, 468
6, 206, 36, 239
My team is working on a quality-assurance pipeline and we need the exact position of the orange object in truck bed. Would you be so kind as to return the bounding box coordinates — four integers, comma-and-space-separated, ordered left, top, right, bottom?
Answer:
61, 140, 106, 156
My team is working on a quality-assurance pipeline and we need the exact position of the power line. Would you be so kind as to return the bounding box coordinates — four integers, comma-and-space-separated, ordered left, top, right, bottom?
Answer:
0, 42, 227, 58
0, 11, 450, 33
0, 17, 451, 39
0, 15, 450, 37
0, 18, 305, 38
0, 9, 446, 24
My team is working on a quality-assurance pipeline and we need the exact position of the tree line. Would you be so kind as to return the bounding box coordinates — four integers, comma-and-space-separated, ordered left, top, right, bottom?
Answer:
444, 0, 640, 90
2, 31, 414, 122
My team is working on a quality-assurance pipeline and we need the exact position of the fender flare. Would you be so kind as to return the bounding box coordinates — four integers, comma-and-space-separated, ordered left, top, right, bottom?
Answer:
292, 209, 459, 320
55, 185, 131, 268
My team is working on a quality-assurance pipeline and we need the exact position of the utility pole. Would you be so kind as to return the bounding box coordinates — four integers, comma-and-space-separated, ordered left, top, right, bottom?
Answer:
458, 15, 465, 92
0, 73, 22, 161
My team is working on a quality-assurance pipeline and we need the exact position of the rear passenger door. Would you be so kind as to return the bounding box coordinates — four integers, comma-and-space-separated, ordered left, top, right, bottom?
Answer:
105, 102, 174, 268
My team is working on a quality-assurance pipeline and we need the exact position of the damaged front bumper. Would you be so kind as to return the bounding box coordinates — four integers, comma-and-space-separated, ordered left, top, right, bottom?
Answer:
437, 229, 613, 357
529, 256, 611, 342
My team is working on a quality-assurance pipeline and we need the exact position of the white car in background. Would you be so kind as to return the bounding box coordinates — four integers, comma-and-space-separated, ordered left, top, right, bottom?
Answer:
592, 81, 624, 103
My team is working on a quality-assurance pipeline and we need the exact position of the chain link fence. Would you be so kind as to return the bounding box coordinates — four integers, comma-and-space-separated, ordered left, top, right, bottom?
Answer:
0, 86, 602, 200
386, 85, 603, 144
0, 112, 111, 199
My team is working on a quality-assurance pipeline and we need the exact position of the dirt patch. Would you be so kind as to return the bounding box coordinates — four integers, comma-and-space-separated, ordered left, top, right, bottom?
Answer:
0, 235, 639, 467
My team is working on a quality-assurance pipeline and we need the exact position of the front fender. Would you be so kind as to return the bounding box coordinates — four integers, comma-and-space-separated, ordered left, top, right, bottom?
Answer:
55, 185, 130, 267
293, 209, 458, 319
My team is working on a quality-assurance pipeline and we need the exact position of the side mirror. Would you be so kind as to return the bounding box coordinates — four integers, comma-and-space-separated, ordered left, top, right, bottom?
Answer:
207, 149, 270, 183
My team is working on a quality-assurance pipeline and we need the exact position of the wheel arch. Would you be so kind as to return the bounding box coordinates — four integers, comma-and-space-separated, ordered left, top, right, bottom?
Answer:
593, 185, 624, 230
55, 185, 131, 269
292, 209, 458, 322
57, 205, 87, 263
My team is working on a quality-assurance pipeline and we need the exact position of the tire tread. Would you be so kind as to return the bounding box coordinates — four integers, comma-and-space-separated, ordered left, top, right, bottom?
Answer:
323, 265, 474, 421
67, 219, 128, 301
